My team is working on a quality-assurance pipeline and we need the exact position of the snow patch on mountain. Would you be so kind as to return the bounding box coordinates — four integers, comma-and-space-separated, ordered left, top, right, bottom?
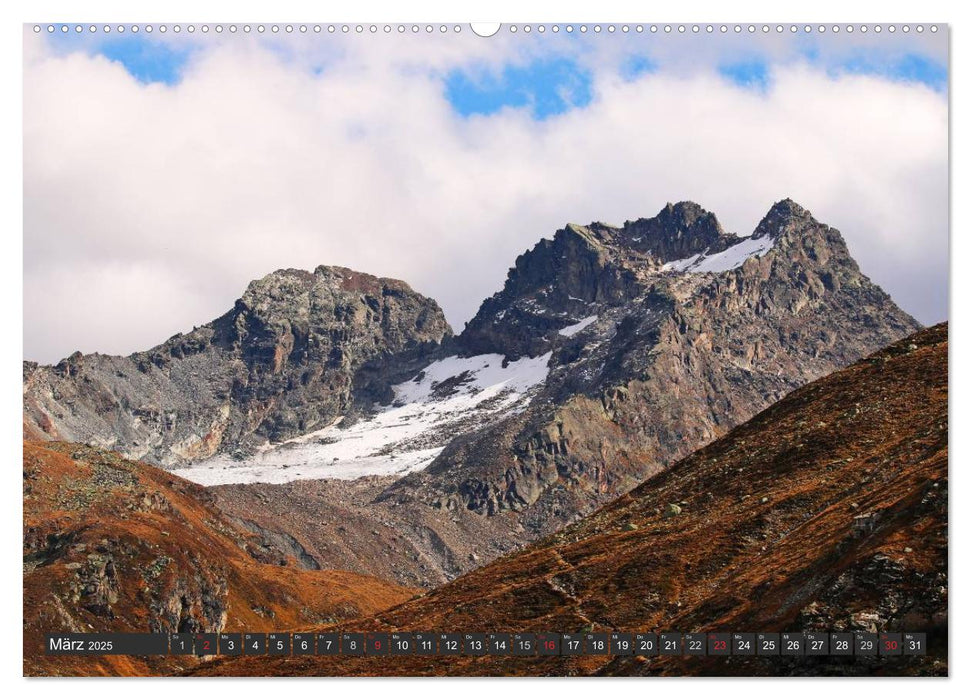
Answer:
559, 316, 598, 337
172, 352, 553, 486
662, 235, 775, 273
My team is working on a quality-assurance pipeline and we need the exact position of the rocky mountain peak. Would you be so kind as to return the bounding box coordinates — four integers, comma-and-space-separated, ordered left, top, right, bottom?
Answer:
753, 197, 814, 239
620, 201, 728, 261
23, 265, 452, 466
658, 200, 723, 233
237, 265, 432, 316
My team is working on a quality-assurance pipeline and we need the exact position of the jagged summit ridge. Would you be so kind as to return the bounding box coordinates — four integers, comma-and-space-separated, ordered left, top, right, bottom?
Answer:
457, 198, 850, 358
560, 198, 813, 265
567, 198, 803, 265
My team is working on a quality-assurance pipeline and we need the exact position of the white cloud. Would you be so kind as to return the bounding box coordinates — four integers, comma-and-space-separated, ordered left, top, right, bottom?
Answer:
23, 31, 948, 363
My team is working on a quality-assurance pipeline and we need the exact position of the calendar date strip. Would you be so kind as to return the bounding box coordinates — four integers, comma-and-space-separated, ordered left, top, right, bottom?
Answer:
46, 631, 927, 657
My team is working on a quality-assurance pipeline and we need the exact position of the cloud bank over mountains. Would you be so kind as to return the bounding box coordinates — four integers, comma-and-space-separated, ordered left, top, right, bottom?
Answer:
24, 27, 948, 363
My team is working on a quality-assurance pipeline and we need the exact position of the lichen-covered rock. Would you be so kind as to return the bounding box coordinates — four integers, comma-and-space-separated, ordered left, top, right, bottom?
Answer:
664, 503, 683, 518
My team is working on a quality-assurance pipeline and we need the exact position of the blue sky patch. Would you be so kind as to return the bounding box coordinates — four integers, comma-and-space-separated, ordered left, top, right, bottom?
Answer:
621, 55, 658, 81
833, 52, 947, 92
98, 37, 189, 85
445, 58, 593, 119
719, 59, 770, 92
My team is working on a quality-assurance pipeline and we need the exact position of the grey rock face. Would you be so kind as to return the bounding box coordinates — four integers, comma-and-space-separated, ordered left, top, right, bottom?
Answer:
23, 266, 452, 466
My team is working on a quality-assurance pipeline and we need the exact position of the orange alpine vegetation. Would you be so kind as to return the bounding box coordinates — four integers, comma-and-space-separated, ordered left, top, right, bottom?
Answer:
23, 441, 418, 677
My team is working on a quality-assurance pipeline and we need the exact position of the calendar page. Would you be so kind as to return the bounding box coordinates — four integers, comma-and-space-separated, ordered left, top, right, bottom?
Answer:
22, 20, 948, 678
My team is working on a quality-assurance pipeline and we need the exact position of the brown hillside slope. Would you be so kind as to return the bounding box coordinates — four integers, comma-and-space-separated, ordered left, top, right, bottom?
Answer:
23, 442, 418, 676
194, 323, 947, 677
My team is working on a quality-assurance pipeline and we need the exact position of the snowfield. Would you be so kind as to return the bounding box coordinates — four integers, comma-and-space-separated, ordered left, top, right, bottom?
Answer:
662, 235, 775, 273
172, 352, 552, 486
